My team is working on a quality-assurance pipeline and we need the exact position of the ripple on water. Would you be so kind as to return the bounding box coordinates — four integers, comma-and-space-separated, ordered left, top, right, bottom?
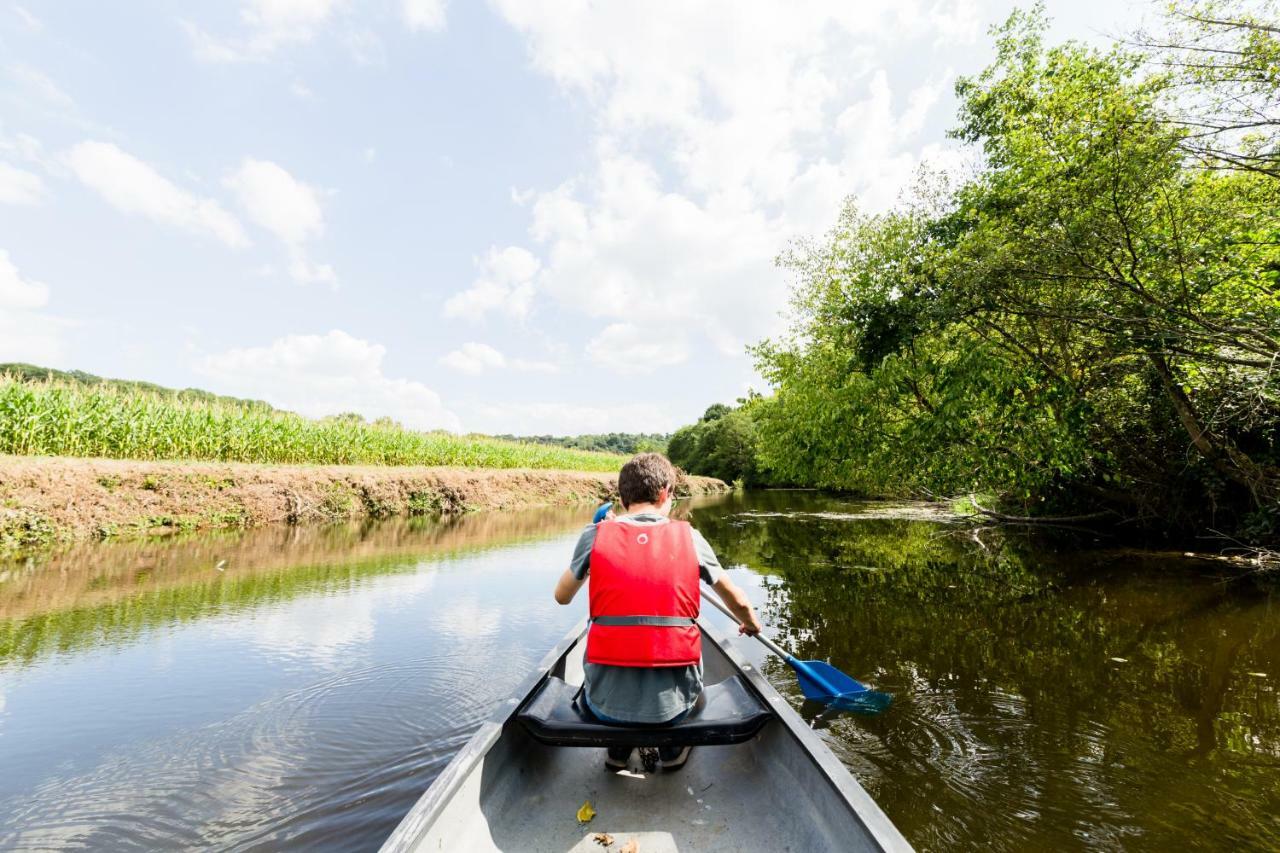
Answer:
0, 652, 525, 852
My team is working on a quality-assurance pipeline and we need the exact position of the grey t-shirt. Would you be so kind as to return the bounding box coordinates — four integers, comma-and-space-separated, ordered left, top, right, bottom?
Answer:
570, 512, 725, 724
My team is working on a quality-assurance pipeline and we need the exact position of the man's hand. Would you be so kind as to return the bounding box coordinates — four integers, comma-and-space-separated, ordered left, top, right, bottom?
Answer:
739, 609, 764, 637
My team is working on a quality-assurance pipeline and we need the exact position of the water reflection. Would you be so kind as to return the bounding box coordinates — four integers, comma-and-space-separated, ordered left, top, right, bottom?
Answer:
1, 492, 1277, 851
0, 505, 590, 666
0, 505, 591, 851
691, 491, 1280, 851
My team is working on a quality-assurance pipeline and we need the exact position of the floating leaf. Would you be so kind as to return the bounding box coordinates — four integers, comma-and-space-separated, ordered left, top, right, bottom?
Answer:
576, 801, 596, 824
1109, 657, 1128, 663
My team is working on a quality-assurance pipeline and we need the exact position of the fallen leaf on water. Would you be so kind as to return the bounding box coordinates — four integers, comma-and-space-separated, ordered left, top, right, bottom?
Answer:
1109, 657, 1128, 663
576, 801, 596, 824
619, 841, 638, 853
593, 833, 614, 846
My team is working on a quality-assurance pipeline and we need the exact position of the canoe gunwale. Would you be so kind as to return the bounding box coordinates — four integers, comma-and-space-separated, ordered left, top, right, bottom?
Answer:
380, 617, 913, 852
377, 617, 589, 852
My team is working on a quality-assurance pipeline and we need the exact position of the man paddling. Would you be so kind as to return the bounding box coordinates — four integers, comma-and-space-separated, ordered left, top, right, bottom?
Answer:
553, 452, 762, 771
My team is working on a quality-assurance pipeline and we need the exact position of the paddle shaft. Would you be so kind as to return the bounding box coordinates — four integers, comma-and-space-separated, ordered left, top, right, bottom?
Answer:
700, 589, 869, 703
699, 589, 798, 663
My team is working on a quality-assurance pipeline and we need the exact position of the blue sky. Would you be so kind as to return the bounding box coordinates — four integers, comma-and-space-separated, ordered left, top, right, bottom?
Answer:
0, 0, 1148, 435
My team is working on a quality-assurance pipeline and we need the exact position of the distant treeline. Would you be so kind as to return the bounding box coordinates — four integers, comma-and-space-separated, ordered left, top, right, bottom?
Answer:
493, 433, 668, 455
672, 3, 1280, 547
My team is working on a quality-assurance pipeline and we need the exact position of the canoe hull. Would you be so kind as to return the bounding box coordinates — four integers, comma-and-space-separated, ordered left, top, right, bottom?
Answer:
381, 620, 912, 852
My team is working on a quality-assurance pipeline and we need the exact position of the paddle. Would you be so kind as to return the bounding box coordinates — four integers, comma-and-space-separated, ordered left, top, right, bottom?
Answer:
700, 589, 892, 714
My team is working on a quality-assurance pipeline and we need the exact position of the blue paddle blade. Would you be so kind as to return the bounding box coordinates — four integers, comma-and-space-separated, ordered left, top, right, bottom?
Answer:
790, 658, 893, 715
827, 689, 894, 714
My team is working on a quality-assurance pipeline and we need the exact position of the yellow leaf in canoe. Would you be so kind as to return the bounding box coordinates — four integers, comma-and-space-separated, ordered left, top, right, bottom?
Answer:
577, 801, 596, 824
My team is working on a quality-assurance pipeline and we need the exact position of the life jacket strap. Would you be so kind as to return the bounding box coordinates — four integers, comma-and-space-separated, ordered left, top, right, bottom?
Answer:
590, 615, 697, 627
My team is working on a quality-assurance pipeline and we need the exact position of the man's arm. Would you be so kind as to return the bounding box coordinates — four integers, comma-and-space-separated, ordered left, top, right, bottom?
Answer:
555, 524, 596, 604
711, 575, 763, 635
554, 568, 586, 605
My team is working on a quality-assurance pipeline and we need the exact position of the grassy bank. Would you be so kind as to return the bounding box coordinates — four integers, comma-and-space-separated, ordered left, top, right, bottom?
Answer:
0, 456, 730, 557
0, 376, 623, 472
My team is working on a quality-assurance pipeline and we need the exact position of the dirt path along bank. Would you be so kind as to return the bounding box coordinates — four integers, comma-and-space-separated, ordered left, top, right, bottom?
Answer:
0, 456, 729, 556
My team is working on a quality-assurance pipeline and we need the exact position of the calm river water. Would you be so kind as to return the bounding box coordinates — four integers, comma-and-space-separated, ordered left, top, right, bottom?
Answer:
1, 491, 1277, 850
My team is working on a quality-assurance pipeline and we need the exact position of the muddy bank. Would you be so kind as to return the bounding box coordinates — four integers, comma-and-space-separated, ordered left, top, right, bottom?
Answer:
0, 456, 729, 556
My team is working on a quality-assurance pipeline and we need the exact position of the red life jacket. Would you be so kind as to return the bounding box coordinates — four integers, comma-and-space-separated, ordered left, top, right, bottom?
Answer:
585, 519, 701, 667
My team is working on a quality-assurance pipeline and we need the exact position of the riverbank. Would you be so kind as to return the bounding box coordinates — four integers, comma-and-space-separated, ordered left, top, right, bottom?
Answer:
0, 456, 729, 556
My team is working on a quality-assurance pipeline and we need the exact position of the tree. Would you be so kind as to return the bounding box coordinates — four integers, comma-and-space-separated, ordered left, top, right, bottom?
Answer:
1138, 0, 1280, 178
700, 403, 732, 422
750, 4, 1279, 539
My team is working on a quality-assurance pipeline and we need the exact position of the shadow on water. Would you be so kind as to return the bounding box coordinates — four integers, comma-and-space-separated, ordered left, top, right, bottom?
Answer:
690, 491, 1280, 851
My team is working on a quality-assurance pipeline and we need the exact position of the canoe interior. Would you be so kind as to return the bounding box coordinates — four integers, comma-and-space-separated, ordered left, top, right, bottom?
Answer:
384, 624, 910, 852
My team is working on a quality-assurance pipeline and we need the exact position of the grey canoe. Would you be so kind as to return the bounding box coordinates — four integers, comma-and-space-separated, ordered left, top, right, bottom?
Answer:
380, 619, 913, 852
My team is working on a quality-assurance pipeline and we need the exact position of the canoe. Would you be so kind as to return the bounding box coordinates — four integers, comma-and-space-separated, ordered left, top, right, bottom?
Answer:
381, 618, 913, 852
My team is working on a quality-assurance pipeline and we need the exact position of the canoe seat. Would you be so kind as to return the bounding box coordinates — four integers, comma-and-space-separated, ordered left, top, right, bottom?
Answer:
516, 675, 774, 747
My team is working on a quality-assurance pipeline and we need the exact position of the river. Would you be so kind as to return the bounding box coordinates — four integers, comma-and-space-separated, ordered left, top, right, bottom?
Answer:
0, 491, 1276, 850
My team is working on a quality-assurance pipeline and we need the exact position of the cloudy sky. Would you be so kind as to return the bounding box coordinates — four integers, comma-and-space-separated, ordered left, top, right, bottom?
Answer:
0, 0, 1147, 435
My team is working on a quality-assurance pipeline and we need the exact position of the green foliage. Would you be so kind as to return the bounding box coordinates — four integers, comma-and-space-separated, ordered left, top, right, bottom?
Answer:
1143, 0, 1280, 177
667, 403, 767, 486
0, 509, 58, 554
0, 362, 274, 410
700, 403, 731, 422
0, 376, 625, 472
747, 3, 1280, 540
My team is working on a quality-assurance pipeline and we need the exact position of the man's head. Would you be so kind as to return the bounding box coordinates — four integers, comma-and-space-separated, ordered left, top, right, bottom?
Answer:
618, 452, 678, 511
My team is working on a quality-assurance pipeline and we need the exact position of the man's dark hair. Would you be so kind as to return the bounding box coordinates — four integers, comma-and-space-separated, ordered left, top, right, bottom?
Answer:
618, 452, 677, 507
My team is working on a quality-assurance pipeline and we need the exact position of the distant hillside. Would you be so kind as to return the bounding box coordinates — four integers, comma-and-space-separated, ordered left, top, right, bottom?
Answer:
0, 363, 275, 411
494, 432, 669, 455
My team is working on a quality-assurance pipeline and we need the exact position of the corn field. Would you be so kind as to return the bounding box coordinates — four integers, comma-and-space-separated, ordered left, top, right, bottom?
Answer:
0, 376, 624, 472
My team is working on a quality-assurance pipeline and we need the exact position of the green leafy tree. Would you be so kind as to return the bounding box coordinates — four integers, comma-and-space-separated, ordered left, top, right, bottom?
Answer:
749, 3, 1279, 539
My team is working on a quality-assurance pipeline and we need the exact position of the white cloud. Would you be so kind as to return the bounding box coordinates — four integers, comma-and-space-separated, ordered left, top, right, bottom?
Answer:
287, 255, 338, 286
484, 0, 972, 376
440, 341, 506, 375
224, 158, 323, 244
0, 161, 44, 204
511, 358, 558, 374
443, 246, 539, 322
403, 0, 446, 32
6, 62, 73, 108
0, 249, 66, 363
585, 322, 689, 375
64, 141, 250, 248
289, 80, 314, 99
11, 4, 42, 33
195, 330, 460, 431
224, 158, 334, 284
0, 247, 48, 310
439, 342, 559, 376
184, 0, 344, 62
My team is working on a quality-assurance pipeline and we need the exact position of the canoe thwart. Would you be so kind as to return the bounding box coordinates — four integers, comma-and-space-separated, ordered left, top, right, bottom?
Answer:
516, 674, 774, 747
